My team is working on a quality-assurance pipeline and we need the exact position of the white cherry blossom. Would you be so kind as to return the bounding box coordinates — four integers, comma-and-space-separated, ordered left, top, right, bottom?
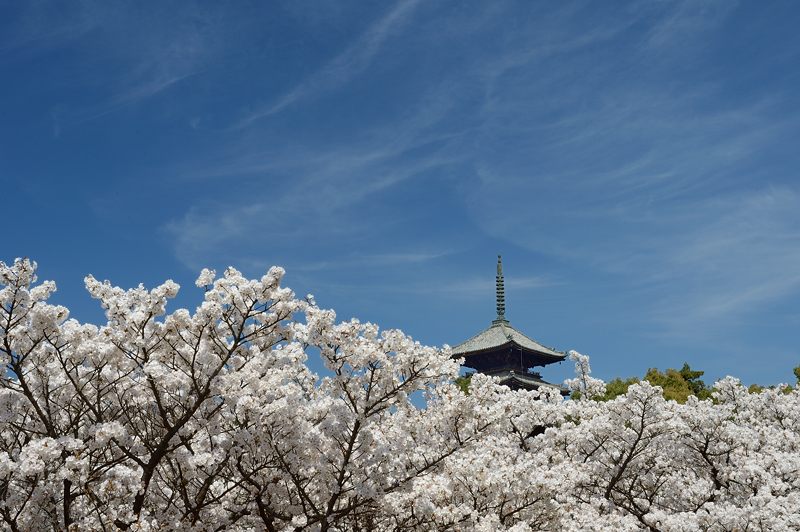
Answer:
1, 258, 798, 531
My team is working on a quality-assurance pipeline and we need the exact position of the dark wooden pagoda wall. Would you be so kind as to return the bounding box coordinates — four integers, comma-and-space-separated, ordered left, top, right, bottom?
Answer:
463, 346, 554, 373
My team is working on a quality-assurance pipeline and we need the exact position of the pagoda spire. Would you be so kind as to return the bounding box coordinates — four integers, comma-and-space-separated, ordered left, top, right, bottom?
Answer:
450, 254, 568, 394
493, 255, 508, 324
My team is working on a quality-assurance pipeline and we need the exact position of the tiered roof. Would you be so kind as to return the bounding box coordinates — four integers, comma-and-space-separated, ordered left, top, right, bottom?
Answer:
451, 320, 564, 361
451, 256, 566, 392
489, 369, 567, 393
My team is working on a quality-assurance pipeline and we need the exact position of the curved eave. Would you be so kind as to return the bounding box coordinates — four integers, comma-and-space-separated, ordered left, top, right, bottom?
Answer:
451, 321, 565, 360
455, 339, 566, 363
498, 372, 571, 395
452, 341, 567, 367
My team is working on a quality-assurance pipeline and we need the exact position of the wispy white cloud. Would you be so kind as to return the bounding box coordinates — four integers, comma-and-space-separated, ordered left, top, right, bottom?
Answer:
423, 2, 798, 344
306, 274, 557, 301
71, 73, 198, 123
649, 187, 800, 331
468, 95, 795, 335
160, 0, 797, 353
420, 275, 558, 297
237, 0, 421, 127
164, 76, 464, 270
12, 2, 216, 129
645, 0, 738, 50
291, 251, 453, 273
0, 2, 96, 55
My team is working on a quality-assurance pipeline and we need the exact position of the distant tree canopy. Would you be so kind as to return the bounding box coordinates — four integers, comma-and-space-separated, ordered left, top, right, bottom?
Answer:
595, 363, 800, 403
586, 363, 711, 403
647, 363, 713, 402
592, 376, 639, 402
462, 363, 800, 403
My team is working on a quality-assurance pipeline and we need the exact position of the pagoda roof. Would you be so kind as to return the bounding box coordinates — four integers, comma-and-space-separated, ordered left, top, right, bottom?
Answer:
490, 369, 570, 395
451, 255, 566, 365
451, 320, 565, 361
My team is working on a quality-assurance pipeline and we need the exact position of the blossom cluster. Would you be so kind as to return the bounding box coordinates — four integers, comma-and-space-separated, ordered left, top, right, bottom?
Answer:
1, 259, 798, 531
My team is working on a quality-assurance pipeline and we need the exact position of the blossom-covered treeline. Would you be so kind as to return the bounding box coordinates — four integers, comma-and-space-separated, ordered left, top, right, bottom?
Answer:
1, 259, 798, 531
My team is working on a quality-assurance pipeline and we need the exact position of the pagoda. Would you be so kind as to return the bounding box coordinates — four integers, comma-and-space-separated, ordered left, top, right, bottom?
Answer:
451, 256, 568, 394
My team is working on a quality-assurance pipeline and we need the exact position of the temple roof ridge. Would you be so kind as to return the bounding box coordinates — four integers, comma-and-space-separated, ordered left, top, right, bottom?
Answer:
451, 319, 565, 359
450, 256, 565, 362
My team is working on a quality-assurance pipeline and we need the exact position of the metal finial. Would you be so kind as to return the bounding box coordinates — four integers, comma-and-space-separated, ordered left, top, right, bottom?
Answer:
494, 255, 507, 324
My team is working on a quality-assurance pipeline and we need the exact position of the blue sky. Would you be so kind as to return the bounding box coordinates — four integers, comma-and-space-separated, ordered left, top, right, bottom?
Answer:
3, 1, 800, 386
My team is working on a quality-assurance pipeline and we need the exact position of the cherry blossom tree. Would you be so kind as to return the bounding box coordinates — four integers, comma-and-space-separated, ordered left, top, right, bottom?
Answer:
2, 258, 799, 531
564, 350, 606, 400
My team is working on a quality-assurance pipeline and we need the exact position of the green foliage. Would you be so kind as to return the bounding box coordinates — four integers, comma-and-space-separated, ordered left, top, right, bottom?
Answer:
644, 368, 693, 403
679, 363, 712, 400
459, 363, 796, 402
455, 373, 473, 394
595, 377, 639, 402
599, 363, 797, 401
598, 363, 712, 404
746, 366, 800, 394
